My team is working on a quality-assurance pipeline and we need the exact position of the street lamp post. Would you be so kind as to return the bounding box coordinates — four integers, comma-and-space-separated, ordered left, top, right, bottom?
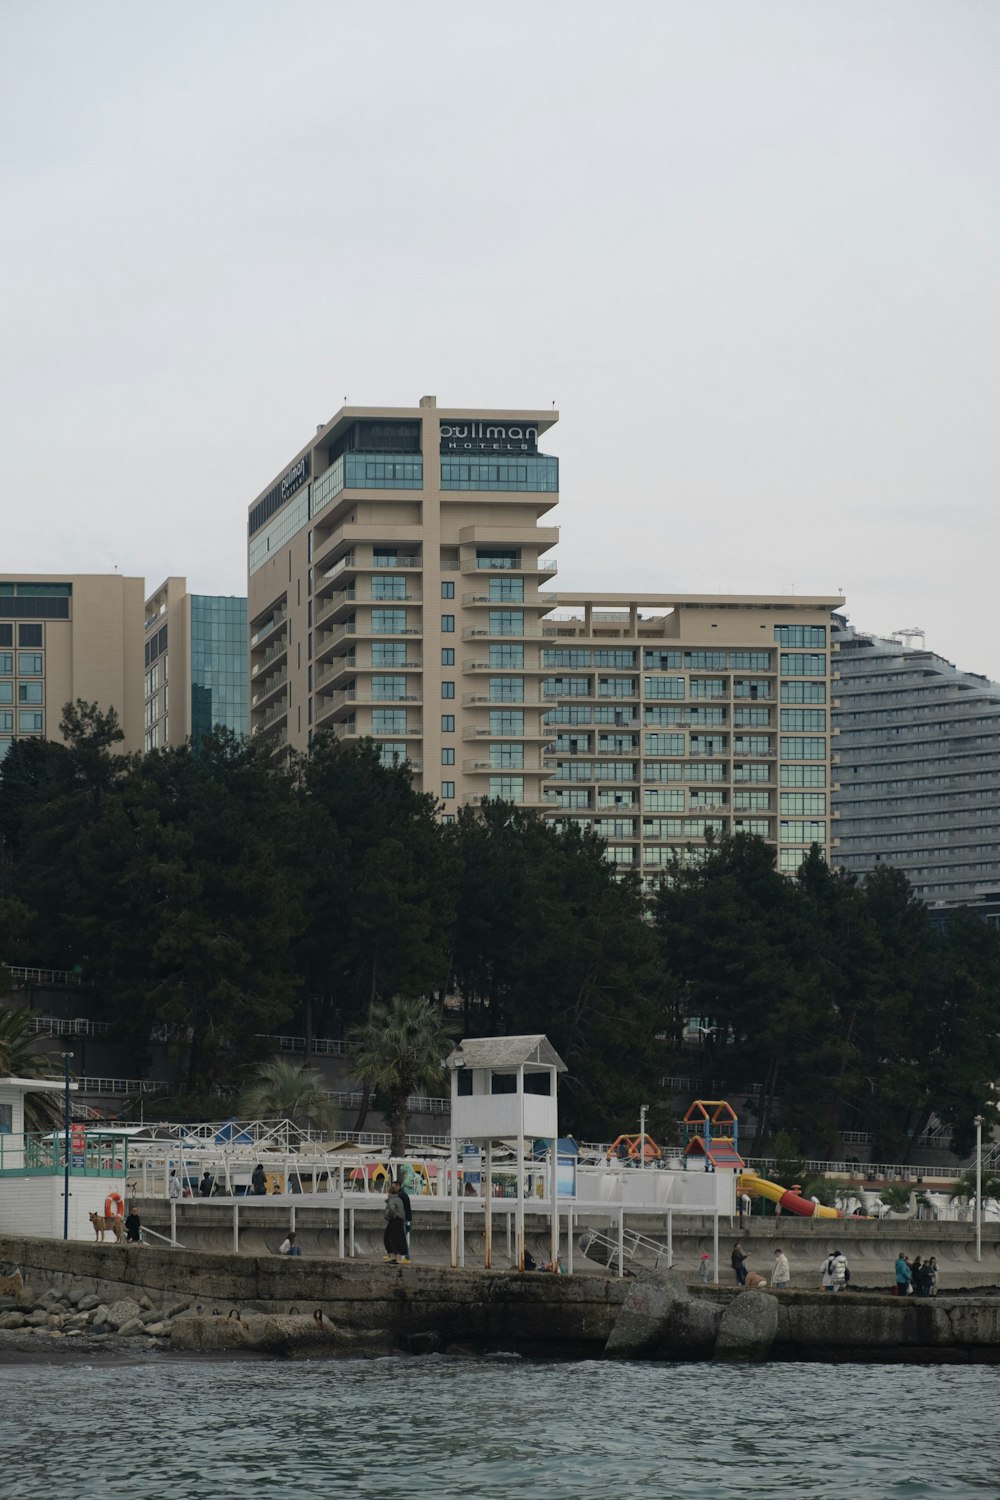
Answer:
60, 1051, 74, 1241
639, 1104, 648, 1171
974, 1115, 984, 1264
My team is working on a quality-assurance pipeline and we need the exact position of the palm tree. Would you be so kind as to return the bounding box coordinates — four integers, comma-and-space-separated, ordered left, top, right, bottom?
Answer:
0, 1006, 65, 1133
240, 1058, 335, 1134
349, 996, 451, 1158
949, 1166, 1000, 1211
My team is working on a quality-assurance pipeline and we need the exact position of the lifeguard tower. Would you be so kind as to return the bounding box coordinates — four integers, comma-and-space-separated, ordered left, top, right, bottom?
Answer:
446, 1034, 566, 1271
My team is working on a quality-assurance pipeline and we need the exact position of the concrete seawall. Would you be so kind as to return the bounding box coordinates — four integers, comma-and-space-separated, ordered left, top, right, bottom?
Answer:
3, 1234, 1000, 1363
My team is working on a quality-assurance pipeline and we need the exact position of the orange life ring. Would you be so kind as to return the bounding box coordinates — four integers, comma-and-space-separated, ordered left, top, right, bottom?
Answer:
105, 1191, 124, 1220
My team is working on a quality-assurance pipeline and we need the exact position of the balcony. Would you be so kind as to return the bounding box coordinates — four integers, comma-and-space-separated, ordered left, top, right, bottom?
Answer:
251, 699, 288, 736
250, 608, 287, 647
461, 726, 552, 741
312, 453, 423, 516
463, 760, 539, 775
251, 667, 288, 709
251, 636, 288, 678
462, 626, 556, 642
462, 691, 541, 706
315, 589, 422, 629
461, 592, 556, 609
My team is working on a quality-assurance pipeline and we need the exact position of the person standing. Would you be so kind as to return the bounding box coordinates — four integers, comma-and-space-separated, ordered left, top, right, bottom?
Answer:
199, 1169, 214, 1198
124, 1206, 142, 1244
397, 1178, 413, 1259
383, 1182, 409, 1264
168, 1170, 181, 1201
895, 1252, 912, 1296
251, 1163, 267, 1196
821, 1248, 848, 1291
771, 1247, 791, 1288
698, 1252, 711, 1284
731, 1241, 749, 1286
927, 1256, 939, 1296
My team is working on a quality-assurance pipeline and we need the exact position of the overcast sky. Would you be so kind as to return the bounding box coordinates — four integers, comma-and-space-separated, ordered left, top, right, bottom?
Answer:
2, 2, 997, 672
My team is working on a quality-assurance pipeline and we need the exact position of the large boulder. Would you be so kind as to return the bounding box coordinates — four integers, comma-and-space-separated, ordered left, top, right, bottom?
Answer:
105, 1299, 142, 1330
716, 1287, 780, 1362
605, 1269, 722, 1359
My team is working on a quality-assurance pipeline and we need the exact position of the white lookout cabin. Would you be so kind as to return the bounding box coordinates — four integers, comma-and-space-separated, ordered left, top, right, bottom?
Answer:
446, 1034, 566, 1270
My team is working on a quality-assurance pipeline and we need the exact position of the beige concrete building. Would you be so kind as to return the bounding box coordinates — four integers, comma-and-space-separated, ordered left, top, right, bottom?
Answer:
144, 578, 247, 751
247, 397, 842, 866
247, 397, 559, 812
0, 574, 145, 758
539, 594, 843, 886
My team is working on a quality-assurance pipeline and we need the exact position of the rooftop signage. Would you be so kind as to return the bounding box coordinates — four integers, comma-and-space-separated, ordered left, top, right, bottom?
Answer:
280, 455, 310, 501
440, 421, 538, 454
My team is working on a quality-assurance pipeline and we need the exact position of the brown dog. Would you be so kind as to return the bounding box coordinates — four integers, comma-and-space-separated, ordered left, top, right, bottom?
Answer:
89, 1211, 124, 1243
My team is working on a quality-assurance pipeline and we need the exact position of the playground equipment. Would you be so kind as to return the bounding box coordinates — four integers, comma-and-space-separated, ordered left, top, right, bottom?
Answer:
682, 1100, 745, 1170
738, 1169, 841, 1218
606, 1133, 661, 1164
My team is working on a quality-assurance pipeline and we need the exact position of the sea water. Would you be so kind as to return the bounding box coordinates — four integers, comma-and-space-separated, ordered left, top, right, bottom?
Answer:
2, 1355, 996, 1497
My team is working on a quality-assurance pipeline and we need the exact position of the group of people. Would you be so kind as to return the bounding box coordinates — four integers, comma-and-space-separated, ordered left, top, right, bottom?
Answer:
728, 1240, 850, 1290
895, 1253, 938, 1296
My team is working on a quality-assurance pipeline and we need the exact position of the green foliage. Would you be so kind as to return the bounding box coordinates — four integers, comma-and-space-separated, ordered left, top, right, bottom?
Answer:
349, 996, 453, 1156
949, 1167, 1000, 1204
0, 1006, 65, 1132
879, 1183, 916, 1213
240, 1059, 335, 1133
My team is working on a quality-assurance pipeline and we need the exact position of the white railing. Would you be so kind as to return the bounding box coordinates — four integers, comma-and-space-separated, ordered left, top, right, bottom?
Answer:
76, 1077, 170, 1096
6, 966, 84, 987
25, 1017, 112, 1038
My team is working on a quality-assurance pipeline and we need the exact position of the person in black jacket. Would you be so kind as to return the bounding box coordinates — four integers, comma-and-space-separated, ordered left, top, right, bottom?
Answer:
124, 1208, 142, 1244
251, 1163, 267, 1196
397, 1178, 413, 1258
731, 1241, 749, 1285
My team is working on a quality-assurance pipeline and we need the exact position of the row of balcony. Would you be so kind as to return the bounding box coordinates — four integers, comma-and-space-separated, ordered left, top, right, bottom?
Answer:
251, 636, 288, 678
251, 667, 288, 709
250, 607, 287, 647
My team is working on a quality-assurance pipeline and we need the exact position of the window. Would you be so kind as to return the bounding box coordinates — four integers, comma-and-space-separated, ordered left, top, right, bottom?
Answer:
441, 781, 456, 799
442, 747, 456, 765
476, 549, 518, 569
490, 710, 524, 735
441, 581, 455, 600
371, 575, 406, 601
780, 820, 827, 843
441, 714, 455, 732
17, 683, 42, 704
774, 625, 826, 648
0, 653, 11, 674
0, 712, 12, 732
489, 643, 524, 668
780, 653, 827, 676
733, 790, 771, 811
0, 683, 11, 704
543, 676, 591, 697
645, 676, 684, 699
372, 708, 407, 733
441, 681, 455, 699
644, 788, 685, 811
595, 649, 637, 668
488, 577, 524, 602
441, 814, 455, 825
780, 708, 826, 731
488, 609, 524, 636
490, 743, 524, 768
18, 711, 43, 732
780, 737, 827, 759
734, 707, 770, 727
441, 648, 455, 665
780, 766, 826, 787
376, 742, 408, 768
371, 675, 406, 700
489, 676, 524, 703
371, 608, 406, 634
644, 733, 684, 755
598, 677, 637, 698
372, 642, 406, 667
781, 680, 826, 704
488, 776, 524, 800
440, 615, 455, 633
543, 649, 593, 668
733, 818, 770, 836
18, 625, 42, 648
780, 792, 827, 815
0, 625, 10, 647
18, 653, 42, 674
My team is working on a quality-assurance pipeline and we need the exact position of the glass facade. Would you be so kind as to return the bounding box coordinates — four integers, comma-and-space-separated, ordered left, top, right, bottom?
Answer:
440, 455, 558, 492
189, 596, 248, 746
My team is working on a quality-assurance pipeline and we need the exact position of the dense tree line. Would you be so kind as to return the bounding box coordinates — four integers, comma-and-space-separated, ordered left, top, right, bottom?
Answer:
0, 702, 998, 1154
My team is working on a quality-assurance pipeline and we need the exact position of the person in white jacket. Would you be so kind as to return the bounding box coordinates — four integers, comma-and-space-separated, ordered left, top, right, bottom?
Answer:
771, 1247, 791, 1288
821, 1248, 848, 1291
